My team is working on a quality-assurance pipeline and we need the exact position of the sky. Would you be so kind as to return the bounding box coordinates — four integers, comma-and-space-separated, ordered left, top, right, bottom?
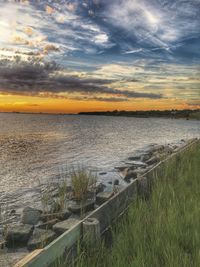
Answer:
0, 0, 200, 113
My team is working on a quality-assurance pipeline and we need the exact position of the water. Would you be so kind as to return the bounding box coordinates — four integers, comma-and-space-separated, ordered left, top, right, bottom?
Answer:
0, 113, 200, 210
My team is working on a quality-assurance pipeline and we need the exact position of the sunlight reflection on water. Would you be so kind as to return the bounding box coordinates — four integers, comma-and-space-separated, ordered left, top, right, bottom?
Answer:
0, 113, 199, 207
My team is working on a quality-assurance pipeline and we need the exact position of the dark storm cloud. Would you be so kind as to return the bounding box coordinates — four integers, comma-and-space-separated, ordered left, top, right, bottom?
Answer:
0, 59, 163, 99
70, 96, 129, 102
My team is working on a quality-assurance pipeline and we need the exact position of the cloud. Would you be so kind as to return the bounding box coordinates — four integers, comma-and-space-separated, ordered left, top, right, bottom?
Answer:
0, 1, 199, 109
103, 0, 200, 55
43, 44, 60, 54
0, 59, 163, 100
69, 96, 129, 102
0, 0, 113, 59
0, 0, 199, 64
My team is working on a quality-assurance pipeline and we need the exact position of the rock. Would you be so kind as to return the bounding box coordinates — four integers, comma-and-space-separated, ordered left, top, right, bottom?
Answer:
6, 224, 33, 248
108, 179, 119, 185
115, 166, 128, 172
50, 199, 62, 213
125, 161, 147, 169
146, 156, 159, 165
95, 183, 106, 194
36, 219, 59, 230
128, 155, 141, 161
113, 185, 124, 193
163, 145, 174, 154
66, 191, 74, 200
40, 210, 71, 222
86, 190, 96, 200
56, 209, 72, 220
103, 184, 113, 192
124, 167, 151, 182
53, 218, 80, 235
28, 228, 56, 250
99, 172, 107, 175
69, 213, 80, 220
143, 144, 164, 155
96, 192, 114, 205
124, 170, 138, 182
21, 207, 42, 225
153, 144, 165, 151
9, 209, 16, 216
68, 200, 95, 214
0, 239, 5, 249
141, 153, 152, 162
114, 179, 119, 186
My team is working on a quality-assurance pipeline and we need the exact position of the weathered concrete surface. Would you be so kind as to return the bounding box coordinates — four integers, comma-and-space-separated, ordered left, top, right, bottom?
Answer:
27, 229, 56, 251
21, 207, 42, 226
36, 219, 59, 230
53, 218, 80, 235
68, 200, 95, 214
6, 224, 33, 248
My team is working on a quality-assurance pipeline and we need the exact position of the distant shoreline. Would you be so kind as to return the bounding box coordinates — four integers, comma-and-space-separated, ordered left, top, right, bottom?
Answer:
78, 109, 200, 120
0, 109, 200, 119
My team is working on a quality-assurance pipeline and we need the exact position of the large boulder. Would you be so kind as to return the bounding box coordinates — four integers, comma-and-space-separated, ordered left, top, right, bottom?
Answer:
27, 228, 56, 251
21, 207, 42, 225
6, 224, 33, 248
68, 200, 95, 214
53, 218, 80, 235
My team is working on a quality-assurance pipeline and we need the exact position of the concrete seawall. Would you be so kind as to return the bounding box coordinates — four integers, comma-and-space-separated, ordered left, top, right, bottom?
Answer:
14, 138, 200, 267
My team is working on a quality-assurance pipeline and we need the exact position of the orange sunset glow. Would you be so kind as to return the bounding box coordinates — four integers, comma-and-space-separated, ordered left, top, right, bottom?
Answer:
0, 94, 195, 114
0, 1, 199, 113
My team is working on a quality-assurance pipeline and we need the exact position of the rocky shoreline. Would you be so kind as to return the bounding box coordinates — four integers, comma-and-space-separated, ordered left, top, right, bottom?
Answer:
0, 139, 194, 266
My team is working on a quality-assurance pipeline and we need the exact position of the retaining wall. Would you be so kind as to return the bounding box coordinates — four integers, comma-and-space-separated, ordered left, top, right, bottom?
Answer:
14, 138, 200, 267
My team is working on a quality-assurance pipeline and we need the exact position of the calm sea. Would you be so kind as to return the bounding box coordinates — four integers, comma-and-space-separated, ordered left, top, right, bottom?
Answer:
0, 113, 199, 209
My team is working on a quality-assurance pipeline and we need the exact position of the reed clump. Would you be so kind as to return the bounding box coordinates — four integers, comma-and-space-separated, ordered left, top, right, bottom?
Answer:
71, 167, 96, 201
40, 167, 96, 215
73, 144, 200, 267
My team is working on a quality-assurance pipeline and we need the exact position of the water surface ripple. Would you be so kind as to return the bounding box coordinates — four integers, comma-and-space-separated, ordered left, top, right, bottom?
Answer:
0, 113, 199, 209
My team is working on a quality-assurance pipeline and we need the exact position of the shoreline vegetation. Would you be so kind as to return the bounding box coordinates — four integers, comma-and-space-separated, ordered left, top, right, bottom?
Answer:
79, 109, 200, 120
73, 141, 200, 267
0, 109, 200, 120
0, 139, 198, 266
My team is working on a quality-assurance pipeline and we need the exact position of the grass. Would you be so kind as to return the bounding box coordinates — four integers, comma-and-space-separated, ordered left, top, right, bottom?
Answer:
73, 144, 200, 267
71, 167, 96, 201
40, 167, 97, 215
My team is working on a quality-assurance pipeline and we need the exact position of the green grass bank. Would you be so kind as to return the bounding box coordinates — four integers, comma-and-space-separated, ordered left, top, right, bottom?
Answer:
73, 143, 200, 267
